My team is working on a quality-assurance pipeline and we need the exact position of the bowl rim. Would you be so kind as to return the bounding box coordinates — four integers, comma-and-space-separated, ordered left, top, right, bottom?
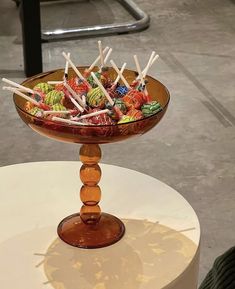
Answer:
13, 67, 170, 128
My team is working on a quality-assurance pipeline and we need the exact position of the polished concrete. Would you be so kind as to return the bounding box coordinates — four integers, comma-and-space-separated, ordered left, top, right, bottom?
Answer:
0, 0, 235, 284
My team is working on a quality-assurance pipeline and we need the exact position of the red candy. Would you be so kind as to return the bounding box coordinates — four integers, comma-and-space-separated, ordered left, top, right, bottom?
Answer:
123, 90, 146, 110
55, 77, 89, 97
87, 108, 114, 125
126, 108, 143, 120
68, 77, 89, 95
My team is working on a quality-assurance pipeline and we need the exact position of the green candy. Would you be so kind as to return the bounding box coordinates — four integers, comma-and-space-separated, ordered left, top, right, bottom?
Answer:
52, 103, 66, 111
141, 101, 162, 117
29, 107, 43, 117
33, 82, 53, 94
114, 98, 127, 114
87, 72, 101, 88
86, 87, 106, 108
118, 115, 135, 124
44, 90, 64, 105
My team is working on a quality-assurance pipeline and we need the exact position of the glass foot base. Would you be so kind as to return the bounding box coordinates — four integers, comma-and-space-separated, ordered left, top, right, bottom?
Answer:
57, 212, 125, 248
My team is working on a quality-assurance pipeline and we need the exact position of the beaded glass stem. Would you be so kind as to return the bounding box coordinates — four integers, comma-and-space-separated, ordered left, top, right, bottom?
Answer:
57, 144, 125, 248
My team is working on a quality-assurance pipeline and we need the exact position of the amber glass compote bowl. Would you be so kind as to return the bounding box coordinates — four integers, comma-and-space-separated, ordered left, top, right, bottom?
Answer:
13, 67, 170, 249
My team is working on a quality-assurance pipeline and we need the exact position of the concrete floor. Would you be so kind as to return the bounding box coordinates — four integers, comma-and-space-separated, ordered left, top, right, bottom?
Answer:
0, 0, 235, 285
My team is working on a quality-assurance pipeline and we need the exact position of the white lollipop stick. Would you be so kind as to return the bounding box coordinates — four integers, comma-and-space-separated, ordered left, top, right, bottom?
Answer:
82, 95, 86, 105
143, 54, 159, 78
113, 62, 126, 85
90, 72, 114, 106
134, 55, 145, 87
64, 52, 70, 79
98, 40, 104, 67
63, 82, 85, 108
142, 51, 155, 78
47, 81, 63, 85
98, 48, 112, 72
87, 46, 109, 72
74, 109, 109, 121
52, 116, 85, 126
3, 86, 39, 106
62, 52, 86, 81
103, 48, 112, 65
110, 60, 130, 89
43, 110, 71, 115
2, 78, 34, 94
68, 95, 84, 112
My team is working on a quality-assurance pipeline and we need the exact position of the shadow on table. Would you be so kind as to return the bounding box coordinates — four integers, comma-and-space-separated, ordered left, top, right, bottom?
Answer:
42, 219, 197, 289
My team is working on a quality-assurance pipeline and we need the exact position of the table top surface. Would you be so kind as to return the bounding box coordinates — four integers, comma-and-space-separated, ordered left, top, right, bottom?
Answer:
0, 161, 200, 289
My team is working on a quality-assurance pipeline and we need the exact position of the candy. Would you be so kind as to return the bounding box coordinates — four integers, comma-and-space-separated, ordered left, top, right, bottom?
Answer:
44, 90, 64, 106
68, 77, 89, 95
86, 87, 106, 109
123, 90, 146, 110
33, 82, 53, 94
126, 108, 143, 120
87, 72, 100, 88
87, 71, 110, 89
114, 98, 127, 114
33, 90, 45, 102
51, 103, 67, 111
5, 48, 162, 127
118, 115, 135, 124
86, 108, 114, 125
106, 86, 118, 98
141, 101, 162, 117
29, 107, 43, 117
48, 103, 68, 118
115, 85, 128, 97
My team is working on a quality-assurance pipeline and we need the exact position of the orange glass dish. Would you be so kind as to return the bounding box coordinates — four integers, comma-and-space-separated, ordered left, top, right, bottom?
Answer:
13, 67, 170, 248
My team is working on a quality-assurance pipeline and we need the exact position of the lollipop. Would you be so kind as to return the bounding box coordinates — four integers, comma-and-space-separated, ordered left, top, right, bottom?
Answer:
141, 101, 162, 117
33, 82, 54, 102
86, 108, 114, 125
44, 90, 65, 106
115, 85, 128, 97
51, 103, 67, 111
86, 87, 106, 109
68, 77, 89, 95
28, 107, 43, 117
126, 108, 143, 120
114, 98, 127, 114
123, 90, 146, 110
118, 115, 135, 124
33, 82, 53, 94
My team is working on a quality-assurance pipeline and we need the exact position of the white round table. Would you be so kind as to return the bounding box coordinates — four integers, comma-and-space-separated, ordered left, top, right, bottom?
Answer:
0, 161, 200, 289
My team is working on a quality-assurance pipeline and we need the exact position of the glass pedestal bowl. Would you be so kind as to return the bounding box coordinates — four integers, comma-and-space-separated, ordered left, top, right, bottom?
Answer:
13, 67, 170, 249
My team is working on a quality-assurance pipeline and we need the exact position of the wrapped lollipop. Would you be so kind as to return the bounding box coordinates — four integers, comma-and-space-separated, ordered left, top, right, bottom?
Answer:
44, 90, 65, 106
123, 90, 146, 110
28, 106, 44, 117
115, 85, 128, 97
86, 108, 114, 125
45, 103, 69, 119
34, 82, 54, 94
68, 77, 89, 95
106, 98, 127, 120
33, 82, 54, 102
141, 101, 162, 117
126, 108, 143, 120
118, 115, 135, 124
86, 87, 106, 109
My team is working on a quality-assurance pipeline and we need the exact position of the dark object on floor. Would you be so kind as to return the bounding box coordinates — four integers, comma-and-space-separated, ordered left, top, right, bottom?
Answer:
17, 0, 150, 77
199, 247, 235, 289
12, 0, 20, 7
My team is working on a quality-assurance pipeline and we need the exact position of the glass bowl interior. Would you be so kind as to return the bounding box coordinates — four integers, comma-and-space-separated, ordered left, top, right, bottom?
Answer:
13, 67, 170, 144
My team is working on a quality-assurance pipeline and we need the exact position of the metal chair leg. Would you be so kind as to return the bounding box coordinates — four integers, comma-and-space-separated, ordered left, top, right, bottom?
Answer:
41, 0, 150, 41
